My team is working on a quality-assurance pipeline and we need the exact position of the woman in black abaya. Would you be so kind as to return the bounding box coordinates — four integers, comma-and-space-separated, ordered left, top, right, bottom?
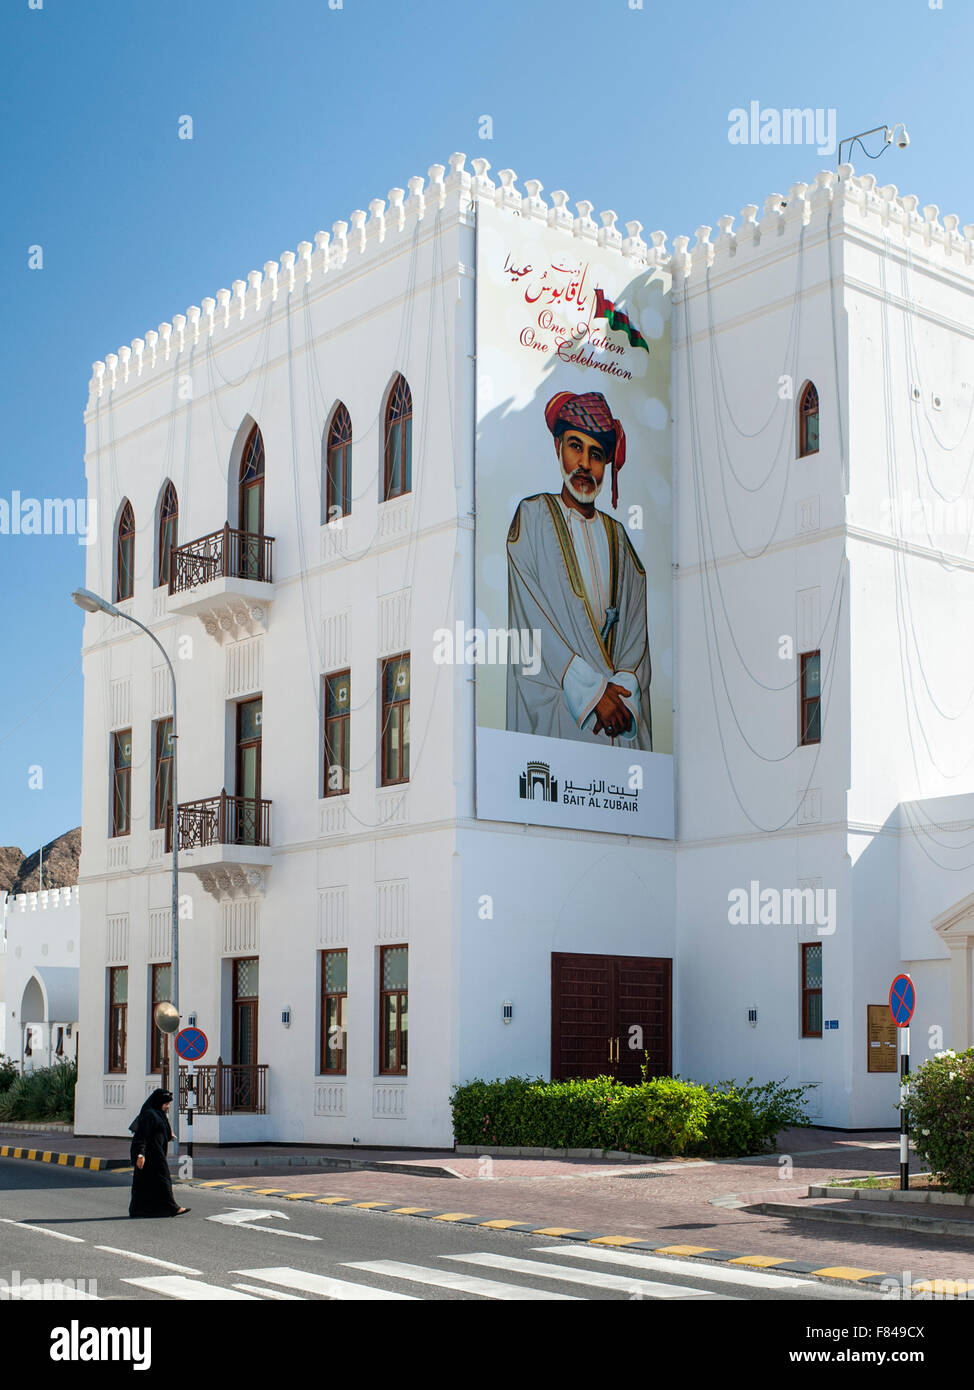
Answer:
128, 1088, 190, 1218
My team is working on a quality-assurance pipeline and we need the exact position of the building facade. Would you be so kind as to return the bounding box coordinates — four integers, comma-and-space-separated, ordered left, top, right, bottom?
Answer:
75, 156, 974, 1142
1, 885, 80, 1071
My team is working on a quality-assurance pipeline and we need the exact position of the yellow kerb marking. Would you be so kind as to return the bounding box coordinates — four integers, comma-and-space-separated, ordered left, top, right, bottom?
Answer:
314, 1197, 350, 1205
390, 1207, 432, 1214
221, 1184, 260, 1190
90, 1159, 102, 1171
252, 1189, 289, 1195
27, 1150, 37, 1160
479, 1220, 525, 1229
14, 1149, 24, 1159
57, 1154, 68, 1165
74, 1156, 85, 1168
197, 1180, 232, 1187
729, 1255, 789, 1268
351, 1201, 393, 1209
42, 1152, 52, 1162
531, 1227, 581, 1237
812, 1266, 887, 1281
433, 1213, 478, 1222
912, 1279, 973, 1296
654, 1245, 716, 1257
283, 1193, 320, 1200
589, 1236, 644, 1247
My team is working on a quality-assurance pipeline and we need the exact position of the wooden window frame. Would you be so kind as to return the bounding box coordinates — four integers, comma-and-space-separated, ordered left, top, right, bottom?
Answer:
382, 375, 412, 502
116, 500, 135, 601
152, 717, 174, 830
801, 943, 823, 1038
157, 481, 178, 588
799, 650, 821, 746
149, 962, 172, 1073
111, 729, 132, 837
238, 424, 266, 535
378, 945, 408, 1076
232, 956, 259, 1066
325, 404, 353, 523
320, 949, 348, 1074
380, 653, 410, 787
323, 670, 350, 797
108, 966, 128, 1073
798, 381, 820, 458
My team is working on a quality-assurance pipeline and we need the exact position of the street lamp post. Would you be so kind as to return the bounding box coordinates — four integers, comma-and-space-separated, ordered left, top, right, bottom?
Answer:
72, 587, 181, 1163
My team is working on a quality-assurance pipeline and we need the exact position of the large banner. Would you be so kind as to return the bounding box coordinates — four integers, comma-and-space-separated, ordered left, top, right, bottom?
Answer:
474, 201, 674, 838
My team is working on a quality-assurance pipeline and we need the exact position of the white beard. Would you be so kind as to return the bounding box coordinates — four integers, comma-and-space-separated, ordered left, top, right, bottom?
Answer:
561, 459, 605, 506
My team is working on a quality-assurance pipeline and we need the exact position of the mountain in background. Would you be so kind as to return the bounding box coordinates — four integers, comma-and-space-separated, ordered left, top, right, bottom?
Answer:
0, 828, 81, 896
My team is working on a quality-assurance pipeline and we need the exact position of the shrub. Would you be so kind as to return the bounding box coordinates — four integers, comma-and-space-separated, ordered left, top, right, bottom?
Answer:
450, 1073, 805, 1156
693, 1078, 814, 1157
906, 1048, 974, 1194
0, 1060, 77, 1123
0, 1056, 18, 1095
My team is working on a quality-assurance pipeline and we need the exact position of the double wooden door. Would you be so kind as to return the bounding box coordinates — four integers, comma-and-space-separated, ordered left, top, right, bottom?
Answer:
551, 952, 672, 1083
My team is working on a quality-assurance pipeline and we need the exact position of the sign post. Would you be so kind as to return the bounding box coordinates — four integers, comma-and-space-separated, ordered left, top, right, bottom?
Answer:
889, 975, 916, 1192
175, 1028, 208, 1166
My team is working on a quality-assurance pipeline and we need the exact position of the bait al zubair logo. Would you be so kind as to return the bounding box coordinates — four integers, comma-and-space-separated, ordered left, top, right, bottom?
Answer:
518, 760, 639, 815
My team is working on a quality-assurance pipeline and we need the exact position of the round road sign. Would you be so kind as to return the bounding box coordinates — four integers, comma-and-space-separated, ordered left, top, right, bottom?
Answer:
889, 975, 915, 1028
175, 1027, 208, 1061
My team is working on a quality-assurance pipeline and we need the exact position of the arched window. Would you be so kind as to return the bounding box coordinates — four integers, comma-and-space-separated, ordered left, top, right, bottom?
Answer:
115, 501, 135, 601
157, 481, 178, 588
324, 404, 352, 523
383, 375, 412, 501
798, 381, 820, 457
238, 425, 265, 580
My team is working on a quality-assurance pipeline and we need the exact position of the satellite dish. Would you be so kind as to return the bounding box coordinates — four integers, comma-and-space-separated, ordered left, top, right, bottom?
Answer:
153, 1002, 180, 1034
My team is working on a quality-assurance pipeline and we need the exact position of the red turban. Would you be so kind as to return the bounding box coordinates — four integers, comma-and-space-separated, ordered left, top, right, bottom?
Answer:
544, 391, 627, 508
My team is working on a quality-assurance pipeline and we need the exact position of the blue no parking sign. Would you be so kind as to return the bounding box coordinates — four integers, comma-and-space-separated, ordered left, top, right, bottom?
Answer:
888, 975, 915, 1028
175, 1027, 208, 1061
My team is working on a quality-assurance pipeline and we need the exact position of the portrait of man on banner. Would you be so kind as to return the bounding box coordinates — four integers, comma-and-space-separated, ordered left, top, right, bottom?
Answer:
506, 390, 653, 751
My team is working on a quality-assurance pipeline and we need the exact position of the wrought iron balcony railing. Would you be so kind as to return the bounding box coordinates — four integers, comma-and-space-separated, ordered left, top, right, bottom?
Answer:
168, 524, 274, 594
163, 1058, 268, 1115
165, 792, 272, 853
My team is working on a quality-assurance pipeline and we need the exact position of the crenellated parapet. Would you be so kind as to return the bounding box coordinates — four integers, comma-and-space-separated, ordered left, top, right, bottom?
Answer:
87, 154, 666, 405
4, 885, 81, 914
88, 158, 974, 403
670, 163, 974, 289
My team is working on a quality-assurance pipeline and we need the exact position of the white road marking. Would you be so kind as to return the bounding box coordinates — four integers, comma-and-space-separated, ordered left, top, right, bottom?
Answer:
344, 1259, 580, 1300
219, 1224, 319, 1241
231, 1266, 417, 1300
447, 1252, 737, 1299
207, 1208, 292, 1227
1, 1282, 101, 1300
95, 1246, 202, 1274
231, 1283, 305, 1300
122, 1275, 263, 1300
0, 1218, 84, 1243
532, 1245, 836, 1291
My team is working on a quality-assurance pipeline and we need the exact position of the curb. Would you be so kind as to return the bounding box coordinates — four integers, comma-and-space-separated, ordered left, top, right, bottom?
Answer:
810, 1181, 974, 1208
749, 1198, 974, 1240
176, 1177, 972, 1294
0, 1144, 130, 1172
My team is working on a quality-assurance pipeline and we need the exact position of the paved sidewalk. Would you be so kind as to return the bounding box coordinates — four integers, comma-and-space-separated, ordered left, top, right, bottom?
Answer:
5, 1125, 973, 1284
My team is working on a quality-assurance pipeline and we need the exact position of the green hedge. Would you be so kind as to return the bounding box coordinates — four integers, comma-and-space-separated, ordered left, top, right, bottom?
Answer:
906, 1048, 974, 1194
0, 1060, 77, 1123
451, 1073, 812, 1157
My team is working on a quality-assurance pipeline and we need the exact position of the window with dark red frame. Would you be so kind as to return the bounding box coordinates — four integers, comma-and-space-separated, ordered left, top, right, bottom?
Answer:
325, 404, 352, 523
157, 481, 178, 587
111, 730, 132, 837
801, 943, 822, 1037
798, 381, 820, 457
800, 650, 821, 745
383, 376, 412, 501
320, 950, 347, 1074
152, 717, 174, 830
116, 500, 135, 601
108, 966, 128, 1072
380, 654, 410, 786
379, 945, 407, 1074
323, 670, 350, 796
149, 962, 172, 1072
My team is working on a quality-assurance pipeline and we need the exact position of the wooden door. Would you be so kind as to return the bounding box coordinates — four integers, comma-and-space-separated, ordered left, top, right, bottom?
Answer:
551, 952, 672, 1082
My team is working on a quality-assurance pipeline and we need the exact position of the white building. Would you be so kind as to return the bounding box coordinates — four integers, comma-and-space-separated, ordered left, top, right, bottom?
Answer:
75, 155, 974, 1144
1, 886, 81, 1070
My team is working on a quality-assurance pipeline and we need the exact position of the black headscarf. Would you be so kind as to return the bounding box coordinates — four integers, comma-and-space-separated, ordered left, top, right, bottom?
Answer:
128, 1089, 174, 1134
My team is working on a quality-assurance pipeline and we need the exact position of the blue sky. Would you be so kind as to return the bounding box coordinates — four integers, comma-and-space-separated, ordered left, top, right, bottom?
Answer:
0, 0, 969, 852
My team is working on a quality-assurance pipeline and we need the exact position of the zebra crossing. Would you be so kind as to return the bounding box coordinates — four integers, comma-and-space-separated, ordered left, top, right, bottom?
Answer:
118, 1247, 750, 1300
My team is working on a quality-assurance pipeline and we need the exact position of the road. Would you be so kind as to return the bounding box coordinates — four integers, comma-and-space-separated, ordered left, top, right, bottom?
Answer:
0, 1158, 884, 1302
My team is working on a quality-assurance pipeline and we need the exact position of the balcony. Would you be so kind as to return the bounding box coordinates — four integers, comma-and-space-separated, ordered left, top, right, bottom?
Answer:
164, 1058, 268, 1115
167, 524, 275, 643
166, 792, 272, 901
